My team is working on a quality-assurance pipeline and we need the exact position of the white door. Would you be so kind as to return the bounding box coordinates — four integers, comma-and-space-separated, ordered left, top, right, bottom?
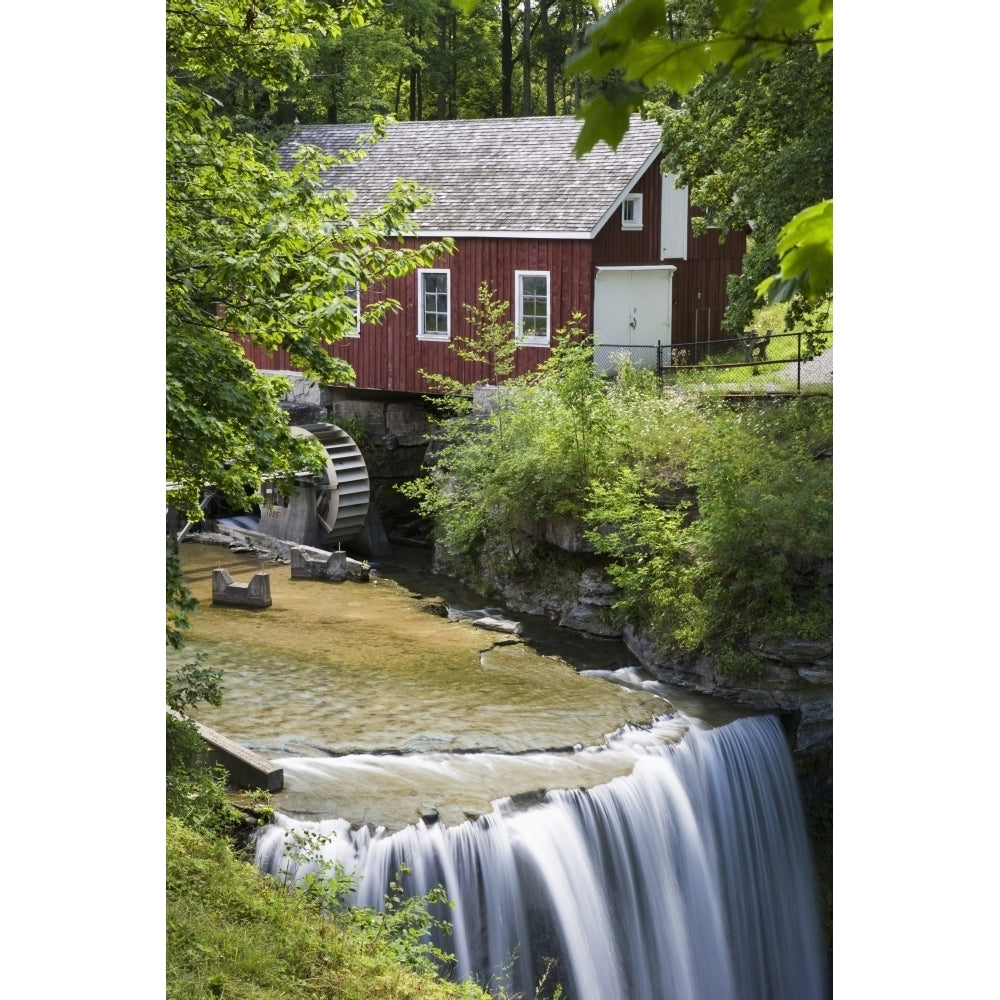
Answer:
593, 266, 675, 374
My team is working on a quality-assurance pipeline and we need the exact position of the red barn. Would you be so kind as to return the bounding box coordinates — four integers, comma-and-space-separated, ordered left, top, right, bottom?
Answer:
240, 116, 746, 395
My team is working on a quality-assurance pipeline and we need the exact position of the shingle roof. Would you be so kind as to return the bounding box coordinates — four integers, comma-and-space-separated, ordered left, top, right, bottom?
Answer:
279, 116, 662, 239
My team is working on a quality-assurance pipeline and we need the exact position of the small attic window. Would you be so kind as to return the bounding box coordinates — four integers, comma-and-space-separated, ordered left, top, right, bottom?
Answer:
622, 194, 643, 230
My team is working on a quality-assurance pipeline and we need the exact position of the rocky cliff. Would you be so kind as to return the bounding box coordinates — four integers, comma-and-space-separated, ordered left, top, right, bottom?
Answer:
448, 514, 832, 761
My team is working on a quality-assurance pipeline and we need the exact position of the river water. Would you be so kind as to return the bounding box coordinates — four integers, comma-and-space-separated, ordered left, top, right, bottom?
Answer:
170, 536, 826, 998
170, 537, 751, 829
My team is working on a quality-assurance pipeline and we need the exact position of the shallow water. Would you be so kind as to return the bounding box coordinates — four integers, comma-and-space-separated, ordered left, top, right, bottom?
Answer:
170, 538, 750, 828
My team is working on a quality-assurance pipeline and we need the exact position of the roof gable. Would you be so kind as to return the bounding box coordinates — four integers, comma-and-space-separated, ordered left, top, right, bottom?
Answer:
279, 116, 663, 239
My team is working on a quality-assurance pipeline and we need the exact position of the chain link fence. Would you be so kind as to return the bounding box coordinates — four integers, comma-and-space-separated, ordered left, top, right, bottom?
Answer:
593, 330, 833, 394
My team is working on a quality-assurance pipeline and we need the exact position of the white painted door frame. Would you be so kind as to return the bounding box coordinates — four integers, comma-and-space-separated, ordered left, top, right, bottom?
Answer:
593, 265, 676, 373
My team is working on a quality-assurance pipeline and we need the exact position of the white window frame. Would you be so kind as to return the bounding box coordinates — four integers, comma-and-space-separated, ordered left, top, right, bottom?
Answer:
344, 283, 361, 337
417, 268, 451, 340
622, 193, 643, 230
515, 270, 551, 346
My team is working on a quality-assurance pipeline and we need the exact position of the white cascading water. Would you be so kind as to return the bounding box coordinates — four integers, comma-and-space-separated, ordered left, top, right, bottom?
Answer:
254, 714, 825, 1000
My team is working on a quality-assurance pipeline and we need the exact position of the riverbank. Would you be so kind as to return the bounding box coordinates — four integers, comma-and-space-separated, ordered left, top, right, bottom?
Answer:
173, 536, 691, 829
167, 818, 489, 1000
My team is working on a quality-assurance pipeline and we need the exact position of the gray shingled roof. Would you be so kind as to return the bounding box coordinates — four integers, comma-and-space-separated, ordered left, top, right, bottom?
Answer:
279, 116, 662, 238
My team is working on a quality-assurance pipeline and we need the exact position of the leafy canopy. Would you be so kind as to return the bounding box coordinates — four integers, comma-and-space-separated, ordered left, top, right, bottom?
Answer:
564, 0, 832, 151
405, 314, 831, 673
649, 21, 832, 330
166, 0, 452, 521
547, 0, 834, 320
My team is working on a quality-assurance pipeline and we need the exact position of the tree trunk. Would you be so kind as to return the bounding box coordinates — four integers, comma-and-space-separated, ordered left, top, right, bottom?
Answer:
394, 67, 404, 118
448, 11, 457, 117
572, 4, 583, 112
541, 0, 555, 115
501, 0, 513, 116
522, 0, 532, 116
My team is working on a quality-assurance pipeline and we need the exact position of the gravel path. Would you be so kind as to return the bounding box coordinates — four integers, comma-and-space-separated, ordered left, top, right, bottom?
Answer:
763, 346, 833, 390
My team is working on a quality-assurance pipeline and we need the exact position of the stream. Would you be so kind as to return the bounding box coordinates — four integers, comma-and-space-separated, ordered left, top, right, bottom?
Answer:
170, 536, 826, 998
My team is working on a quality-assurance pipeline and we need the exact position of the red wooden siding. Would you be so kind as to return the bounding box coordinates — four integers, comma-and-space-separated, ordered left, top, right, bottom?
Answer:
591, 159, 665, 266
590, 159, 747, 348
238, 236, 595, 395
236, 153, 748, 389
667, 223, 747, 350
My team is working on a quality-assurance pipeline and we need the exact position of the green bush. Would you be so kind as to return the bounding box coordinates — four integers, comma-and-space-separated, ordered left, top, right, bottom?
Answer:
404, 321, 832, 676
402, 324, 605, 584
587, 396, 831, 672
167, 819, 490, 1000
166, 654, 241, 837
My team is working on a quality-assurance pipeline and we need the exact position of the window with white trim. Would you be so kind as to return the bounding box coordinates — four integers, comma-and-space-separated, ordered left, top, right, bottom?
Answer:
515, 270, 550, 345
622, 193, 643, 230
417, 269, 451, 339
344, 283, 361, 337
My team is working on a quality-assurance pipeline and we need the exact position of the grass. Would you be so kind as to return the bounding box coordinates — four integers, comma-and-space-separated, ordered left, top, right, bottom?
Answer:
166, 818, 491, 1000
663, 301, 833, 393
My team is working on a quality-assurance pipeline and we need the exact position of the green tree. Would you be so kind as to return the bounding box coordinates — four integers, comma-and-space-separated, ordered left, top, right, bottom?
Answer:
263, 0, 602, 123
166, 0, 454, 523
420, 282, 520, 398
561, 0, 833, 321
166, 1, 452, 833
654, 34, 832, 331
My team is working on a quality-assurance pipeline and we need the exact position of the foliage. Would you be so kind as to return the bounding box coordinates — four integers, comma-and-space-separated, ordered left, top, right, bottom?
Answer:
166, 0, 453, 521
565, 0, 832, 150
274, 828, 459, 977
587, 468, 708, 649
654, 32, 832, 331
758, 198, 833, 306
285, 0, 508, 123
401, 304, 601, 581
167, 537, 198, 650
167, 818, 490, 1000
275, 827, 362, 914
563, 0, 833, 328
166, 652, 241, 837
179, 0, 605, 130
167, 653, 225, 715
586, 395, 832, 672
407, 330, 831, 674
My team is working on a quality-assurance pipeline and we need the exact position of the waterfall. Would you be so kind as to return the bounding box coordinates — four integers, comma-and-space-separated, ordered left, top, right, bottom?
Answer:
254, 714, 825, 1000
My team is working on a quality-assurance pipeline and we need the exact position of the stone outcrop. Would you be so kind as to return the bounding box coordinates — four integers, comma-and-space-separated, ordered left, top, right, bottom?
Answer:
464, 516, 832, 760
558, 566, 620, 637
622, 627, 832, 756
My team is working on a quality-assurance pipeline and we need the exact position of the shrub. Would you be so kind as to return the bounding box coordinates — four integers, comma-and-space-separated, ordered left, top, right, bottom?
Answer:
402, 286, 831, 676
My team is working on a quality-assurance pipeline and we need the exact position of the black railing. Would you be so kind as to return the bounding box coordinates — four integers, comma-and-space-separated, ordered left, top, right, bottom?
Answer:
593, 331, 832, 393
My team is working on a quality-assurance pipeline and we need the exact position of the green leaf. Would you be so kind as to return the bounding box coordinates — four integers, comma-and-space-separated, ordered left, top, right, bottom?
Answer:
756, 199, 833, 303
626, 37, 744, 94
573, 89, 648, 156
